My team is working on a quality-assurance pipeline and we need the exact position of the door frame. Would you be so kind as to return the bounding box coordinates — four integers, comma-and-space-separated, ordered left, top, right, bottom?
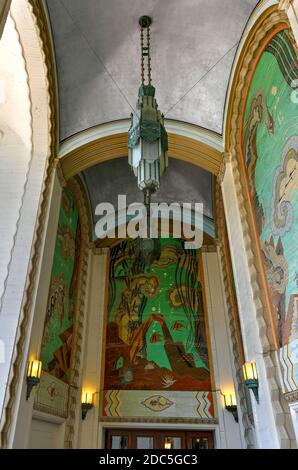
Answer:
98, 422, 220, 449
106, 428, 214, 449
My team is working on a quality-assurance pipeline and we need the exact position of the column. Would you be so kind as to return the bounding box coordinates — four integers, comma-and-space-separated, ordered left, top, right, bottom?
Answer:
78, 247, 109, 449
202, 248, 245, 449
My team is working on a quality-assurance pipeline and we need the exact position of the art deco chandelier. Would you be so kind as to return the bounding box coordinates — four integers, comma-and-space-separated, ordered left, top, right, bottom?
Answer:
128, 16, 168, 269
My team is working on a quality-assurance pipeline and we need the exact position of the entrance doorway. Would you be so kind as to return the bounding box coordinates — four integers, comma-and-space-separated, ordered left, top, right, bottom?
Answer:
106, 429, 214, 449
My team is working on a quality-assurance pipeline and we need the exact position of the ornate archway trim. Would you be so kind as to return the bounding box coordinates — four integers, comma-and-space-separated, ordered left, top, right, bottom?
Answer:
225, 4, 287, 149
224, 3, 294, 446
59, 123, 223, 180
226, 6, 289, 350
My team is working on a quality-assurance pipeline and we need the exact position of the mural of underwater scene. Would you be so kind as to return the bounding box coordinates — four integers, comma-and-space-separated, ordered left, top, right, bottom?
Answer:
243, 30, 298, 389
40, 187, 81, 382
104, 238, 211, 392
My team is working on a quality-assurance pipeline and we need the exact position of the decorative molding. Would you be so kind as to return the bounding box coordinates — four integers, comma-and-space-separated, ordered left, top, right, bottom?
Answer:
200, 244, 217, 253
0, 0, 59, 448
225, 5, 294, 447
54, 159, 67, 188
59, 119, 224, 158
63, 176, 91, 449
92, 247, 110, 256
59, 124, 223, 180
99, 417, 218, 425
279, 0, 294, 11
284, 390, 298, 403
224, 5, 288, 149
217, 152, 232, 184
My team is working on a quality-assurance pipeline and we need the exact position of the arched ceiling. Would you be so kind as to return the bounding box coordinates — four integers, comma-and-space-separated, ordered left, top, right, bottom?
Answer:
81, 158, 214, 240
46, 0, 259, 141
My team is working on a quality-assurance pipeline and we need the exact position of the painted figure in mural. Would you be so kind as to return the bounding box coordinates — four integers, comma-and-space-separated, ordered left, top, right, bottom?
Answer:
243, 29, 298, 350
104, 239, 211, 392
40, 188, 81, 382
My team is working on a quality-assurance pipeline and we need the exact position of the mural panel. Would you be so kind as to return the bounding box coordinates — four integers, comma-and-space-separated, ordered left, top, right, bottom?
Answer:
243, 30, 298, 391
40, 187, 81, 382
104, 239, 211, 395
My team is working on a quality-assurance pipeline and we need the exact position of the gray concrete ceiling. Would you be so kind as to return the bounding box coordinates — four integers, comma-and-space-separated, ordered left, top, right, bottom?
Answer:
82, 158, 214, 237
46, 0, 259, 141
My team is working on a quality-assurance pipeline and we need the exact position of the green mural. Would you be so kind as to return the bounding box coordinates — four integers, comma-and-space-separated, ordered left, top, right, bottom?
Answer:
243, 29, 298, 353
40, 187, 81, 382
104, 238, 211, 392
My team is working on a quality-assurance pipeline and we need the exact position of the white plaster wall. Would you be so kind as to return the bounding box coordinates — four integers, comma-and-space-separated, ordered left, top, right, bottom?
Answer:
221, 163, 281, 448
0, 0, 52, 445
289, 403, 298, 443
0, 13, 31, 319
0, 6, 32, 419
202, 251, 245, 449
11, 174, 62, 449
28, 412, 65, 449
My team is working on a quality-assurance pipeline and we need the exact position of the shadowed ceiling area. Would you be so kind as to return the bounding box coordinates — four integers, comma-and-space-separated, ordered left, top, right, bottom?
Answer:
81, 158, 214, 238
46, 0, 259, 141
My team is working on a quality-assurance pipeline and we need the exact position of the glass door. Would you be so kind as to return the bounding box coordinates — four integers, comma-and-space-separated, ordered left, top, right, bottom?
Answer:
106, 429, 214, 449
158, 431, 185, 449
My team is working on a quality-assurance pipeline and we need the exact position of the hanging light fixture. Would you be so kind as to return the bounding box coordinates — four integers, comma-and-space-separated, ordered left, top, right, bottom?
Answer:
128, 15, 168, 197
128, 16, 168, 269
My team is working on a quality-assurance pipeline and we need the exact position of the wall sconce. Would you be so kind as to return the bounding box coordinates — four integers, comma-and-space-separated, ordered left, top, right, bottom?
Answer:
26, 360, 42, 400
243, 362, 259, 403
81, 390, 94, 420
224, 393, 238, 422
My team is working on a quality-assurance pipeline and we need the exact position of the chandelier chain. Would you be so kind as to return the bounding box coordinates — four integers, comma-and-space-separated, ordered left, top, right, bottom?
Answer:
140, 23, 152, 85
147, 27, 152, 85
140, 27, 145, 85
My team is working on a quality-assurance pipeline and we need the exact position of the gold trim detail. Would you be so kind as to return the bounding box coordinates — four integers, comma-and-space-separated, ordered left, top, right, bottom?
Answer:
284, 390, 298, 403
60, 132, 222, 180
217, 152, 232, 184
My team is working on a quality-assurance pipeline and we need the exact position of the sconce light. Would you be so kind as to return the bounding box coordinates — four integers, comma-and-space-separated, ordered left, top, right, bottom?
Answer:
26, 360, 42, 400
81, 390, 94, 420
243, 362, 259, 403
224, 393, 238, 422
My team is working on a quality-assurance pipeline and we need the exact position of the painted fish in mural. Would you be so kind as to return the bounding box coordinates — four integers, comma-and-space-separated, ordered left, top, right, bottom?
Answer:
113, 356, 124, 370
144, 361, 156, 370
267, 105, 275, 134
150, 332, 163, 344
119, 367, 133, 385
171, 321, 185, 331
